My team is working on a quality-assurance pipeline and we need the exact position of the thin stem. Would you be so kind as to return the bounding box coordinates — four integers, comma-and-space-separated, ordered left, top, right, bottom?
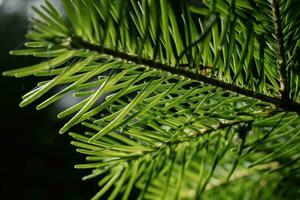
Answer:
133, 119, 254, 160
70, 37, 300, 112
271, 0, 289, 101
163, 120, 252, 147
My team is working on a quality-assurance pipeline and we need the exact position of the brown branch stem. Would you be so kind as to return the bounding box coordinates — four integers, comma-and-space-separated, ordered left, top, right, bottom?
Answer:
69, 37, 300, 112
271, 0, 289, 101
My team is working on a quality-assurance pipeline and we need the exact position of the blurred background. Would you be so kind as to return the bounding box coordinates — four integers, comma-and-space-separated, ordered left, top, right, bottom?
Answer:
0, 0, 97, 199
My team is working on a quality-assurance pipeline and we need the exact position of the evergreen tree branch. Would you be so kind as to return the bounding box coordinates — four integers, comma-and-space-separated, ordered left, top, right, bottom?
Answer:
271, 0, 289, 101
161, 119, 253, 147
3, 1, 300, 198
69, 36, 300, 112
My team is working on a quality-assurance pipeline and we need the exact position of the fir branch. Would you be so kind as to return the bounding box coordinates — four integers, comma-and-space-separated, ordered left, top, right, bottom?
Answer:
271, 0, 289, 101
162, 119, 253, 147
3, 1, 300, 198
69, 37, 300, 112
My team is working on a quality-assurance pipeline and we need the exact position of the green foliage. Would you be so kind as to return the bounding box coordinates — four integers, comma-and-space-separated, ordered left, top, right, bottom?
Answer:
3, 0, 300, 199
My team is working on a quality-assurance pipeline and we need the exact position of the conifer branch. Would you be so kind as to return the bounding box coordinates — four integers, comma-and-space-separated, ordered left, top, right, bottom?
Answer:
162, 119, 253, 147
271, 0, 289, 101
70, 37, 300, 112
125, 119, 254, 160
4, 1, 300, 198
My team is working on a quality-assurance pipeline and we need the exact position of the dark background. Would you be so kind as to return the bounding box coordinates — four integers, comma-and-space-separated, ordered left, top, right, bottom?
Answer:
0, 1, 97, 199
